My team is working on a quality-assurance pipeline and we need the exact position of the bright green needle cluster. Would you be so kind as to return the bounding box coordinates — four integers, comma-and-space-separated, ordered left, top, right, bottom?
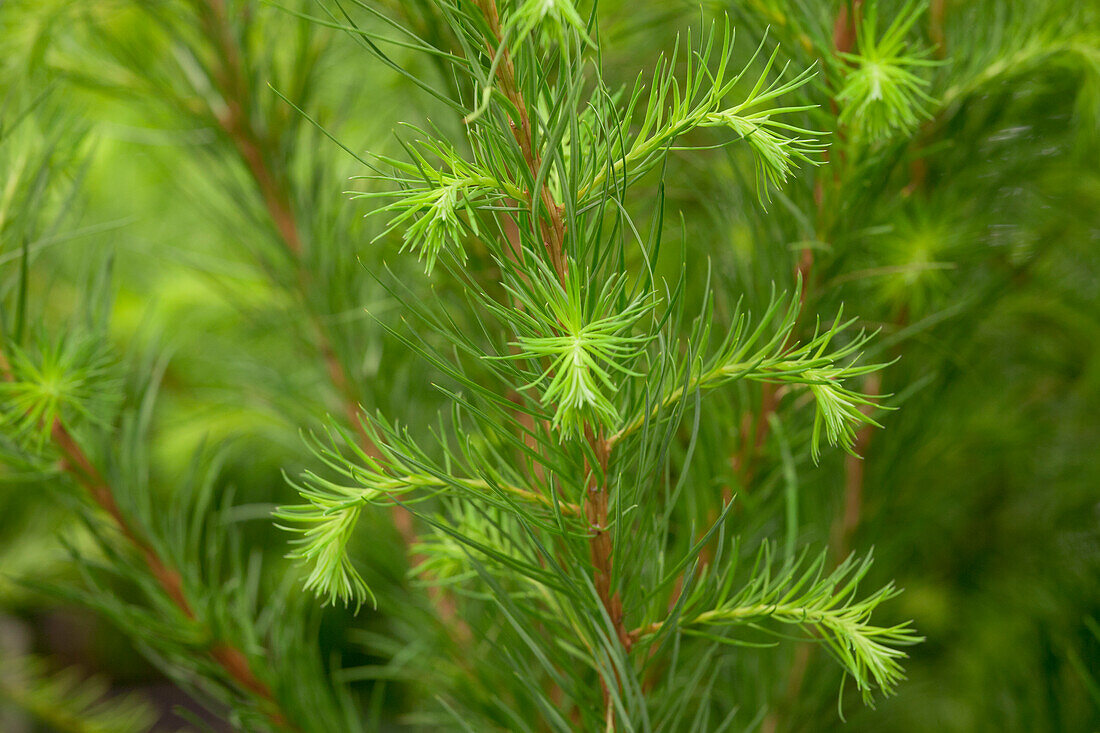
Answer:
837, 0, 938, 140
502, 270, 655, 439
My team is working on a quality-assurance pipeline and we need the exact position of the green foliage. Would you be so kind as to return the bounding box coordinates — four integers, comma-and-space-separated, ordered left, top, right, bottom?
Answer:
500, 269, 655, 438
582, 20, 825, 203
277, 2, 907, 724
0, 0, 1098, 731
507, 0, 590, 48
670, 547, 921, 705
358, 134, 514, 274
628, 284, 887, 461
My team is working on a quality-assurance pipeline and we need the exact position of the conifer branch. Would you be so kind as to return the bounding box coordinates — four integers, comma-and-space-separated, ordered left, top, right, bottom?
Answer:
195, 0, 364, 436
16, 0, 1098, 728
631, 550, 921, 705
465, 5, 635, 712
469, 7, 637, 715
611, 291, 887, 462
579, 21, 825, 204
0, 352, 294, 730
271, 3, 923, 726
200, 0, 304, 256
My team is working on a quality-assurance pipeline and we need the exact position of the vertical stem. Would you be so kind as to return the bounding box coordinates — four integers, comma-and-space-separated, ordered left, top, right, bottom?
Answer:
472, 4, 628, 723
201, 0, 302, 257
584, 430, 630, 729
929, 0, 947, 58
475, 0, 568, 284
585, 432, 629, 649
832, 0, 864, 58
835, 372, 882, 556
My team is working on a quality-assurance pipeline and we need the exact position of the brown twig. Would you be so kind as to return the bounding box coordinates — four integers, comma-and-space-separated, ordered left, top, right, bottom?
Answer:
197, 1, 372, 444
626, 621, 663, 647
929, 0, 947, 58
832, 0, 864, 60
834, 371, 882, 557
474, 0, 568, 283
202, 0, 302, 257
584, 430, 630, 727
585, 431, 630, 649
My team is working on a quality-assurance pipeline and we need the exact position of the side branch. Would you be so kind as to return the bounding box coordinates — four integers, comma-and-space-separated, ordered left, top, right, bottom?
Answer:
0, 354, 292, 730
610, 355, 881, 450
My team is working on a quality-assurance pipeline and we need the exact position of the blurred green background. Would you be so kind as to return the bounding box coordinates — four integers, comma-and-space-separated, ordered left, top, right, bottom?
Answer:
1, 0, 1098, 730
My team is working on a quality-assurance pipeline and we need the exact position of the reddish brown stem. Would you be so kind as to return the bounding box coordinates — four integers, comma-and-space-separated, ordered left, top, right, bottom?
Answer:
472, 6, 631, 718
215, 101, 302, 256
929, 0, 947, 58
832, 0, 864, 57
583, 430, 631, 728
198, 3, 361, 432
626, 621, 663, 647
585, 433, 629, 649
475, 0, 568, 283
202, 0, 302, 257
64, 425, 289, 727
834, 372, 882, 556
205, 2, 476, 637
